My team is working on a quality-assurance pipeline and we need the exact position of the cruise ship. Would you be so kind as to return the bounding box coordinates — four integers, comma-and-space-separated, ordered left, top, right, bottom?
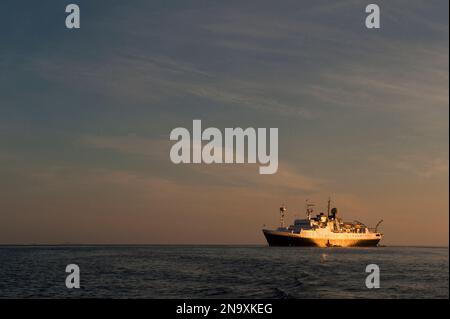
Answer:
263, 200, 383, 247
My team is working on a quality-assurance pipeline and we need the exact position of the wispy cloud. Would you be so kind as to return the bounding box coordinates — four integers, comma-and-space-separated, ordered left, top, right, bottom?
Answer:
82, 134, 170, 161
81, 134, 323, 192
369, 153, 449, 178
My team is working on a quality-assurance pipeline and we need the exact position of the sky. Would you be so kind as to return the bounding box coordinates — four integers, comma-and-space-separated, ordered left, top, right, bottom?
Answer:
0, 0, 448, 245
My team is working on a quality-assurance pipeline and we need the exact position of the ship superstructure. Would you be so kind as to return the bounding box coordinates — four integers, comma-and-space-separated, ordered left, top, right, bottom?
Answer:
263, 200, 383, 247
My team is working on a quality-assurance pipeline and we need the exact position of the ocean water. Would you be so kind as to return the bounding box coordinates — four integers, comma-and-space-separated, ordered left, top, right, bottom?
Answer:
0, 245, 448, 299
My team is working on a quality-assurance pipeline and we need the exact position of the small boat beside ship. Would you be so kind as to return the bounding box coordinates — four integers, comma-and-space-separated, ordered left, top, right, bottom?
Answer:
263, 200, 383, 247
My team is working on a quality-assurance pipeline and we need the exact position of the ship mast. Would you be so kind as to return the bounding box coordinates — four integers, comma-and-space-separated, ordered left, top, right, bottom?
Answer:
305, 199, 315, 220
279, 204, 287, 228
327, 197, 331, 216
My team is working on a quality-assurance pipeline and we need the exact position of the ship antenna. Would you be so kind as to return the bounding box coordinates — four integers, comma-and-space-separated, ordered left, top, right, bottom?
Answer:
280, 204, 287, 228
327, 197, 331, 216
305, 200, 310, 219
306, 199, 314, 220
305, 199, 309, 219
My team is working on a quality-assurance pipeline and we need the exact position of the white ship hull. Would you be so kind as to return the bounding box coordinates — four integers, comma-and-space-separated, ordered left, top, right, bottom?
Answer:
263, 229, 382, 247
263, 201, 384, 247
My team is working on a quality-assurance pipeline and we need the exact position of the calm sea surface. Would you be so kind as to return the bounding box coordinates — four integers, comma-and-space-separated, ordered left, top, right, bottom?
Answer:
0, 245, 448, 298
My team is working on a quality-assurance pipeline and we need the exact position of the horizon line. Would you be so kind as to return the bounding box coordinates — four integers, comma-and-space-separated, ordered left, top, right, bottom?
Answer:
0, 243, 448, 249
